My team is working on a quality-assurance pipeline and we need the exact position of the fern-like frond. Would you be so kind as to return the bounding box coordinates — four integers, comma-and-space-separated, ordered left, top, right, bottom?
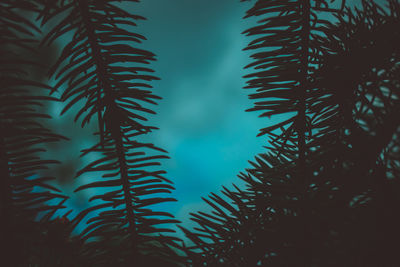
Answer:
41, 0, 159, 141
242, 0, 345, 169
41, 1, 183, 265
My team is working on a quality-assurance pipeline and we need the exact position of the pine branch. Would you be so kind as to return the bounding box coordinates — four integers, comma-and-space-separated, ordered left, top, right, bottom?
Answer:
0, 1, 70, 265
181, 0, 400, 266
40, 0, 183, 265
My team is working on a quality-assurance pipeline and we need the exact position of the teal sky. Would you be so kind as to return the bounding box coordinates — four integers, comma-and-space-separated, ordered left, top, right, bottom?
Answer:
42, 0, 387, 239
128, 0, 381, 230
41, 0, 267, 238
130, 0, 266, 228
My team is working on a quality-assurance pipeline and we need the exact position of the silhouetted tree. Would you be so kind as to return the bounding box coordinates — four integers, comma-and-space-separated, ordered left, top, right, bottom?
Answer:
38, 0, 183, 265
181, 0, 400, 266
2, 0, 400, 266
1, 0, 183, 266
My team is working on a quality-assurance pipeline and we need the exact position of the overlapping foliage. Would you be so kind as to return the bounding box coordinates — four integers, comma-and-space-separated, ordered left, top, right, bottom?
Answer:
37, 0, 183, 265
181, 0, 400, 266
2, 0, 182, 266
1, 0, 399, 266
0, 1, 72, 265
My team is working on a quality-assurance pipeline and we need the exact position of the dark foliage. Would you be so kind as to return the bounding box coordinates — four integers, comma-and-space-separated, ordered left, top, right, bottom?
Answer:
1, 0, 400, 266
37, 0, 184, 265
0, 1, 71, 266
181, 0, 400, 266
1, 0, 183, 266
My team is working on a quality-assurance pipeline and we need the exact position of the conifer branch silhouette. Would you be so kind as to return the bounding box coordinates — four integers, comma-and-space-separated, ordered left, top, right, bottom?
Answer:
39, 0, 183, 265
3, 0, 400, 266
0, 1, 70, 265
180, 0, 400, 266
179, 0, 333, 264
